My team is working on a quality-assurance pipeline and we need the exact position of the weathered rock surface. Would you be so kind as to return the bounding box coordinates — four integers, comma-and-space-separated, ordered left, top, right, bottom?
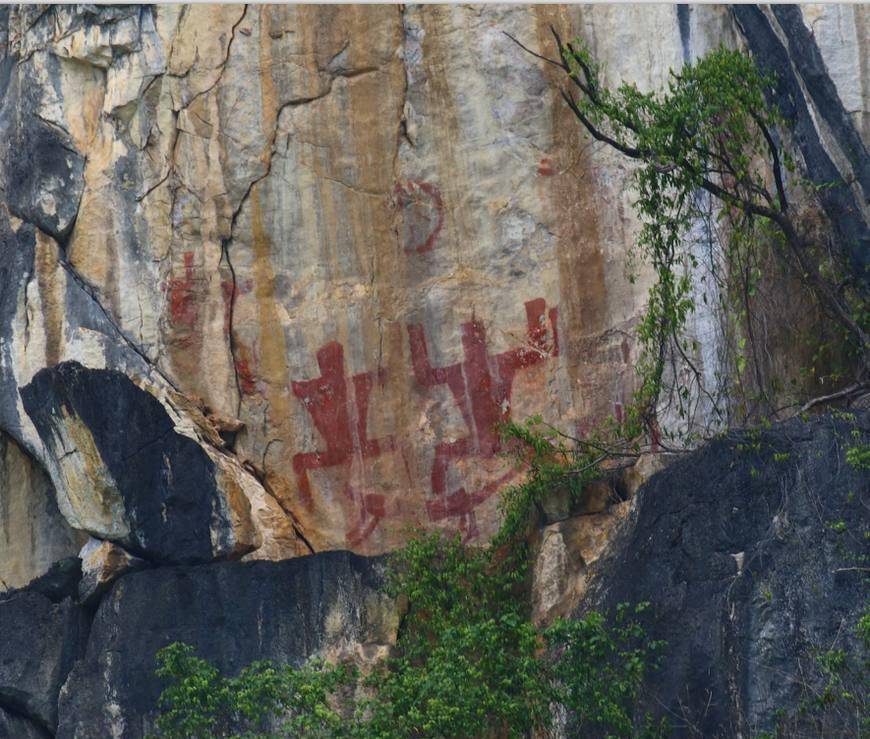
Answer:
0, 589, 87, 732
578, 411, 870, 737
0, 430, 83, 590
77, 538, 146, 607
56, 551, 396, 739
733, 5, 870, 289
0, 707, 49, 739
1, 4, 865, 564
0, 412, 864, 737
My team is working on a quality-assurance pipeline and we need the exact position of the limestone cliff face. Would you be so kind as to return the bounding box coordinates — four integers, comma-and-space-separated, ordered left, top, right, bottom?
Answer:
0, 4, 867, 576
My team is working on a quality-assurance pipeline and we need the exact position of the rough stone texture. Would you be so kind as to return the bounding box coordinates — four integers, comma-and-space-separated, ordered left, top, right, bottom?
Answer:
0, 430, 84, 590
0, 589, 87, 732
78, 538, 146, 607
0, 4, 867, 563
0, 707, 49, 739
579, 411, 870, 737
733, 5, 870, 290
56, 551, 397, 739
21, 362, 258, 563
532, 501, 630, 623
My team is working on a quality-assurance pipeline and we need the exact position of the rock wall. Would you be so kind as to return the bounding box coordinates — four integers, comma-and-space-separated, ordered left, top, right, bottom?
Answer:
0, 4, 868, 572
2, 410, 864, 737
0, 430, 83, 590
576, 411, 870, 737
0, 550, 396, 737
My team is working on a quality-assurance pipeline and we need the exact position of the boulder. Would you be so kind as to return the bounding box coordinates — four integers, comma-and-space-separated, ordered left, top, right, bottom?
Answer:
20, 362, 257, 564
77, 538, 146, 607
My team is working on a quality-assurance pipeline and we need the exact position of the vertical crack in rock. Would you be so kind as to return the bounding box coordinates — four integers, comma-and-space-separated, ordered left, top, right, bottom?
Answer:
221, 69, 357, 417
174, 4, 249, 119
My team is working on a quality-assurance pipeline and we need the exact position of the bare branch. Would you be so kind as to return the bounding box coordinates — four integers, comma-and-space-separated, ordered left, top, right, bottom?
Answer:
751, 111, 788, 213
798, 382, 869, 413
560, 88, 643, 159
501, 32, 564, 71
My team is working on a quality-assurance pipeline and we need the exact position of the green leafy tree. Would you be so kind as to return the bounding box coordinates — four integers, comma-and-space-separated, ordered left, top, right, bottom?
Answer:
546, 604, 667, 738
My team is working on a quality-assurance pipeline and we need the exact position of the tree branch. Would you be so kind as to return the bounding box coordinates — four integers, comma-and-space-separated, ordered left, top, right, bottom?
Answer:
752, 112, 788, 213
501, 32, 564, 71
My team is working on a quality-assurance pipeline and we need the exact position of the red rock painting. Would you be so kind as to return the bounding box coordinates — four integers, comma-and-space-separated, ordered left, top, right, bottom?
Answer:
167, 252, 199, 331
407, 298, 559, 538
291, 341, 395, 542
537, 157, 557, 176
393, 180, 444, 253
289, 300, 560, 545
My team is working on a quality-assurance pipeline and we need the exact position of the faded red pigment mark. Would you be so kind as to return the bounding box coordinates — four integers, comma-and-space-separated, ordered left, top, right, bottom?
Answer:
167, 252, 199, 330
537, 157, 557, 176
407, 298, 559, 539
393, 180, 444, 253
220, 277, 257, 395
233, 342, 259, 396
220, 277, 253, 337
292, 341, 396, 543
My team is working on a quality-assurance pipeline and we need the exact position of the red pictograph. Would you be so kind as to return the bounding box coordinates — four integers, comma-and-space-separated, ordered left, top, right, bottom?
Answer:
537, 157, 558, 176
291, 341, 395, 544
167, 252, 199, 331
393, 180, 444, 253
407, 298, 559, 538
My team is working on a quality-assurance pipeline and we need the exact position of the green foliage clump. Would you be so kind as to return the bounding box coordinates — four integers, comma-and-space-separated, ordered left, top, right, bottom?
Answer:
154, 644, 352, 739
845, 442, 870, 471
546, 603, 667, 738
363, 531, 548, 738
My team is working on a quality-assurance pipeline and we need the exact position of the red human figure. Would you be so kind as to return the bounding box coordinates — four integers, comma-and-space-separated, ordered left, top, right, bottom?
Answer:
167, 252, 198, 331
407, 298, 558, 538
292, 342, 395, 542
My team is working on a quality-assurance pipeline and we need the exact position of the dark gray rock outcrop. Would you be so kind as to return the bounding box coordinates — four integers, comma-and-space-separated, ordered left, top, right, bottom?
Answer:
0, 589, 87, 732
56, 551, 394, 739
582, 411, 870, 737
0, 707, 50, 739
20, 361, 250, 564
0, 47, 85, 242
